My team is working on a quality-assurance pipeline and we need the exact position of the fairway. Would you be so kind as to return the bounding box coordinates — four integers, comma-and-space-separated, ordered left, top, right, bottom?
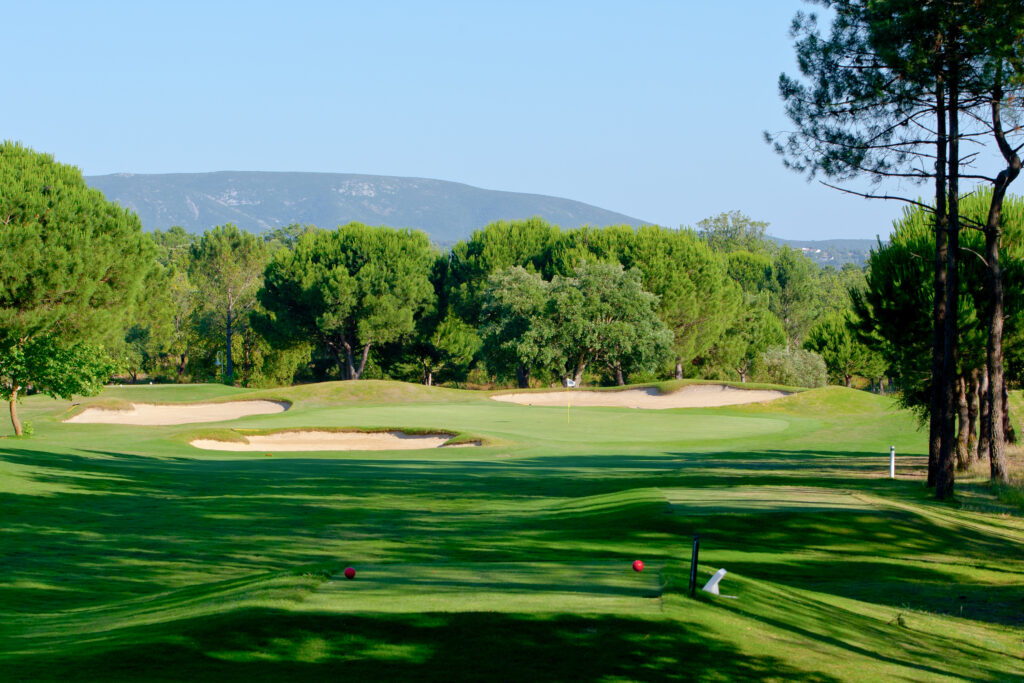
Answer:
2, 381, 1023, 681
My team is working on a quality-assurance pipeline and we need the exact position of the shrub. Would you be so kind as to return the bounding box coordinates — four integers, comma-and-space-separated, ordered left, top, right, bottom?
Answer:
754, 346, 828, 388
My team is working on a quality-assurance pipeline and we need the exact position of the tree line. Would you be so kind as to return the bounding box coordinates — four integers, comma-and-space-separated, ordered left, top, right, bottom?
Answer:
118, 211, 881, 394
770, 0, 1024, 495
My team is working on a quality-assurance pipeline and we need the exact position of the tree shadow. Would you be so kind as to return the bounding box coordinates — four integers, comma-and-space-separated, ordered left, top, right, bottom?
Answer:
5, 608, 841, 682
2, 442, 1023, 679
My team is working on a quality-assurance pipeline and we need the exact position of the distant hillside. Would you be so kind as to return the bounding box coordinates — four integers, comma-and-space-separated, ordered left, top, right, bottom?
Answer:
773, 237, 882, 268
85, 171, 647, 244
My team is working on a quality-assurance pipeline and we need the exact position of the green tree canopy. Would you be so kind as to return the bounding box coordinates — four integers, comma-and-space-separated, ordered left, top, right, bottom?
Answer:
768, 247, 818, 347
704, 303, 787, 383
255, 223, 435, 380
547, 262, 673, 385
697, 211, 775, 255
445, 218, 560, 324
0, 141, 151, 434
548, 225, 741, 379
478, 266, 553, 388
726, 250, 773, 295
803, 314, 885, 387
851, 191, 1024, 414
188, 224, 269, 385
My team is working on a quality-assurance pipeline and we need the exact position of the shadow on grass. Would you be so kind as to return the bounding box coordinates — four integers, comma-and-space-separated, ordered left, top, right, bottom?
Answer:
2, 441, 1023, 660
4, 608, 840, 683
702, 585, 1020, 683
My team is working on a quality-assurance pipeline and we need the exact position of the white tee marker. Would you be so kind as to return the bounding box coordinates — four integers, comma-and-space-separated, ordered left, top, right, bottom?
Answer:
702, 568, 727, 595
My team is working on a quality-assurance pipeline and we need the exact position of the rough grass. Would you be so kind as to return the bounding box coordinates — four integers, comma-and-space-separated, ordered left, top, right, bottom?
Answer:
1, 381, 1022, 681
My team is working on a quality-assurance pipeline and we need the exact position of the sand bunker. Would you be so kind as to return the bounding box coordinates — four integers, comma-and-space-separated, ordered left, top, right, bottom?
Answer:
491, 385, 789, 409
66, 400, 288, 426
190, 430, 469, 452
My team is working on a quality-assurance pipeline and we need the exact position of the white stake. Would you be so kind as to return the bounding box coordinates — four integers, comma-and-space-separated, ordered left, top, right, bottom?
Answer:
890, 445, 895, 479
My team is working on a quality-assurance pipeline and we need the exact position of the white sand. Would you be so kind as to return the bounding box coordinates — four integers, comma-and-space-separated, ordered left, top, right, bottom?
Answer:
491, 385, 790, 409
65, 400, 288, 425
190, 430, 466, 452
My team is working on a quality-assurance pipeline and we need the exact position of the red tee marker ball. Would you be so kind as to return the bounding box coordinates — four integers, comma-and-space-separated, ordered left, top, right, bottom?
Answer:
344, 567, 356, 580
632, 560, 644, 572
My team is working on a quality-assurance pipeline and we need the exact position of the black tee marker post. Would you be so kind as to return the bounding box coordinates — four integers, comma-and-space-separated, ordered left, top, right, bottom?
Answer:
688, 534, 700, 597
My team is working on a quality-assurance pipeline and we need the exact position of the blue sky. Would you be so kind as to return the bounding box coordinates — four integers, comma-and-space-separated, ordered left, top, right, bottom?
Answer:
5, 1, 924, 240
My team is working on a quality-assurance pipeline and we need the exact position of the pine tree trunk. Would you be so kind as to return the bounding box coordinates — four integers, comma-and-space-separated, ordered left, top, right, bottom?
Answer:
956, 375, 971, 471
615, 364, 625, 386
936, 64, 960, 501
425, 370, 433, 386
224, 306, 234, 386
929, 73, 948, 489
1004, 384, 1016, 444
985, 171, 1009, 481
9, 388, 22, 436
967, 369, 979, 459
515, 364, 530, 389
981, 66, 1022, 477
177, 353, 188, 379
844, 374, 851, 388
979, 366, 991, 462
343, 343, 356, 380
675, 359, 683, 380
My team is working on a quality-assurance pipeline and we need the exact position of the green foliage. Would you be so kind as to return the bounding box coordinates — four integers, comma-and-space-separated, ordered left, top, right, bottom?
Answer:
0, 141, 152, 342
255, 223, 435, 380
769, 2, 945, 183
726, 251, 773, 294
697, 211, 775, 255
420, 313, 481, 385
755, 346, 828, 388
546, 224, 636, 276
479, 263, 673, 386
768, 247, 818, 346
0, 336, 116, 403
548, 225, 740, 376
478, 267, 552, 386
704, 302, 787, 382
546, 262, 674, 384
445, 218, 560, 324
0, 335, 117, 434
0, 141, 151, 433
149, 226, 195, 267
189, 224, 270, 385
234, 324, 311, 388
262, 223, 320, 252
804, 314, 885, 386
852, 190, 1024, 411
628, 227, 740, 375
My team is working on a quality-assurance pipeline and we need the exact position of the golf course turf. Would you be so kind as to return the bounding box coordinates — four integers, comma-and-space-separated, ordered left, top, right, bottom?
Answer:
1, 380, 1022, 681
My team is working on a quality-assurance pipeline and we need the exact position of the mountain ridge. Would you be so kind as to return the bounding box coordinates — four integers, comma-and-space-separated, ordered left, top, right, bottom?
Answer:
85, 170, 647, 245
